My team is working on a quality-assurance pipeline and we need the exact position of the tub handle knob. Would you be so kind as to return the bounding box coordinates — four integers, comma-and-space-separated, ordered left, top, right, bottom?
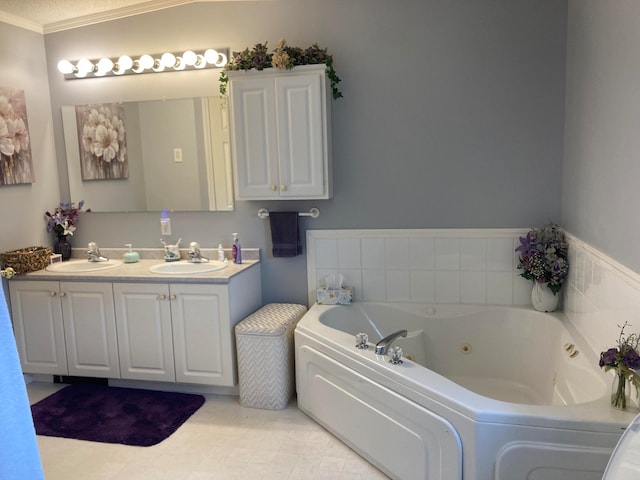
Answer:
355, 332, 369, 349
388, 346, 404, 365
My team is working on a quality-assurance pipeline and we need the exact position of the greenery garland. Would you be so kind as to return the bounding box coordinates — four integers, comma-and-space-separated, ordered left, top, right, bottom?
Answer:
219, 40, 343, 100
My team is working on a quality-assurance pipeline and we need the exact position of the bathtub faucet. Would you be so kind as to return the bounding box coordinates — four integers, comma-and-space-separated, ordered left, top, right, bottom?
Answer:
375, 329, 408, 355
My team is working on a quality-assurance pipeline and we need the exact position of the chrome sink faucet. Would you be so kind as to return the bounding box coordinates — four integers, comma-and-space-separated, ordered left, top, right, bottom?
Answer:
375, 329, 408, 355
188, 242, 209, 263
86, 242, 109, 262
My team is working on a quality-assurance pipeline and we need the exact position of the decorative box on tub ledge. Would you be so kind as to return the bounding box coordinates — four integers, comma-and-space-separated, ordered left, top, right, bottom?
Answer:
316, 287, 353, 305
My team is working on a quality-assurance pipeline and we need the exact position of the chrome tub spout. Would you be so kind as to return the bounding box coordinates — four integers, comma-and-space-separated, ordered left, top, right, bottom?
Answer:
375, 329, 408, 355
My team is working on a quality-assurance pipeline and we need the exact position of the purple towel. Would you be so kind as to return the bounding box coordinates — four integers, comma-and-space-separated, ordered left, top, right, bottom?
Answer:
269, 212, 302, 257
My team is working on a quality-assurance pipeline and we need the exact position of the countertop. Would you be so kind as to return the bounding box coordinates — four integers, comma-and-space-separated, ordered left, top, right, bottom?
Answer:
11, 248, 260, 285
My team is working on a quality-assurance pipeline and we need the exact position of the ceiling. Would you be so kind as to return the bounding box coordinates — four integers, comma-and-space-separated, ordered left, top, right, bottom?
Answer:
0, 0, 196, 33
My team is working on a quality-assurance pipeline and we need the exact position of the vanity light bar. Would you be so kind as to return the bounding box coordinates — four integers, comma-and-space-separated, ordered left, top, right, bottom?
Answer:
57, 48, 229, 80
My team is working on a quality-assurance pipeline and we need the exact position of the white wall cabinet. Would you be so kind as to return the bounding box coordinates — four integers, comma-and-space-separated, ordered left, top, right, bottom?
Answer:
228, 64, 332, 200
9, 281, 119, 378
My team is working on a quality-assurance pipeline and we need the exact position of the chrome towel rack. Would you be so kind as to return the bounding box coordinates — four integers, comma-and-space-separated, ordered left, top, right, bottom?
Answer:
258, 208, 320, 219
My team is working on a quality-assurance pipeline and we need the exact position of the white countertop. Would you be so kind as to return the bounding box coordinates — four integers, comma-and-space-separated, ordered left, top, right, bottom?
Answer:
13, 258, 260, 285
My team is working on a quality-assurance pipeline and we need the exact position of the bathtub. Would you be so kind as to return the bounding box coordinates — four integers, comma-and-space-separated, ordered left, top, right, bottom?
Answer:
294, 302, 638, 480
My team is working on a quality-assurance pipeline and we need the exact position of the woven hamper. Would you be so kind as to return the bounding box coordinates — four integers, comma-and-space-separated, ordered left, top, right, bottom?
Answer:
235, 303, 307, 409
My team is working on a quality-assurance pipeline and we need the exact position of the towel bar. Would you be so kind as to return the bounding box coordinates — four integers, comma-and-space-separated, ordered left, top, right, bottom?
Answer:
258, 208, 319, 219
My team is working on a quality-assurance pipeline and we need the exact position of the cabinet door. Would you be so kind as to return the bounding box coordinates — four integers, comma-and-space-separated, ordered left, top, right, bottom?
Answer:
61, 282, 119, 378
170, 284, 232, 385
275, 72, 326, 197
9, 281, 67, 375
113, 283, 175, 382
230, 75, 280, 198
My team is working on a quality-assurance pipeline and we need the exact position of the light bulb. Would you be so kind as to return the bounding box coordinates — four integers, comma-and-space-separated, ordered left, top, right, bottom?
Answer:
182, 50, 197, 66
76, 58, 95, 75
152, 59, 165, 72
215, 52, 227, 67
96, 57, 114, 76
173, 56, 186, 71
138, 54, 154, 70
117, 55, 133, 71
131, 61, 144, 73
203, 49, 219, 65
194, 54, 206, 69
161, 52, 176, 68
57, 59, 75, 74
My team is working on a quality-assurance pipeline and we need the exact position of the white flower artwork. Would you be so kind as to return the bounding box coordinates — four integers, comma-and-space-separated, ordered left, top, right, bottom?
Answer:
75, 103, 128, 180
0, 86, 34, 185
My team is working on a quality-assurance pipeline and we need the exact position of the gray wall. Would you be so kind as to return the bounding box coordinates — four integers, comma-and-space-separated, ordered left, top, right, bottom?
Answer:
6, 0, 568, 305
562, 1, 640, 272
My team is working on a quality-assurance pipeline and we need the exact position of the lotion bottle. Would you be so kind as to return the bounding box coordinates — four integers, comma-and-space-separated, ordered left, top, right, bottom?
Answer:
217, 244, 225, 262
232, 233, 242, 264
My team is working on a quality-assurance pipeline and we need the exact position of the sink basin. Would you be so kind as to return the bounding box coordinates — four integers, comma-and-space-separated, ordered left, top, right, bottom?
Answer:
46, 259, 123, 273
148, 261, 228, 275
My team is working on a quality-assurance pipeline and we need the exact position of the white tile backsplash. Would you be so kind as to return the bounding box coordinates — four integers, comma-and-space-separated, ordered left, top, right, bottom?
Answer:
460, 239, 487, 271
338, 239, 361, 269
362, 239, 385, 269
435, 238, 460, 270
563, 233, 640, 360
308, 229, 530, 305
410, 238, 435, 269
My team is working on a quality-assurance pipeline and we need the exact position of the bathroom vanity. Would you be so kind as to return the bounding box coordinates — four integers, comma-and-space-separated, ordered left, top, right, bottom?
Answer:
7, 257, 261, 390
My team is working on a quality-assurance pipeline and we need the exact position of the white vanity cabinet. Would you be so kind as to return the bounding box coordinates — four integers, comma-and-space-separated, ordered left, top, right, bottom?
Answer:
112, 283, 175, 382
113, 273, 261, 386
9, 281, 119, 378
228, 64, 332, 200
8, 262, 262, 389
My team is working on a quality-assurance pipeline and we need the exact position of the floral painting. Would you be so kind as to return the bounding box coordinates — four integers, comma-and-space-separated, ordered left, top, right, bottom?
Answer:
75, 103, 128, 180
0, 86, 34, 185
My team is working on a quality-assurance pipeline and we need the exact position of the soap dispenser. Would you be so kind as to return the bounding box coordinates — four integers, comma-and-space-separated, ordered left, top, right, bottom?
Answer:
123, 244, 140, 263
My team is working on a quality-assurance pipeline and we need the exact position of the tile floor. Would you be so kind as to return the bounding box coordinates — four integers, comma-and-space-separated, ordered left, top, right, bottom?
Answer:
28, 382, 389, 480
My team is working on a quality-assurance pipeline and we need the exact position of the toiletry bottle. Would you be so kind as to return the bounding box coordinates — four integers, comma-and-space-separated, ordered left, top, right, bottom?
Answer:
232, 233, 242, 264
217, 244, 225, 262
123, 244, 140, 263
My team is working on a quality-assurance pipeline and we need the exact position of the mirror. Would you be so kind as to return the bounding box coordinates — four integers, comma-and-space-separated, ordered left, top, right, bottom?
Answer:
61, 96, 234, 212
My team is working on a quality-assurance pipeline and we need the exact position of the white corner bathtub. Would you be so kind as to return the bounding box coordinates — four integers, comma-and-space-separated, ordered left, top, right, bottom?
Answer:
294, 303, 638, 480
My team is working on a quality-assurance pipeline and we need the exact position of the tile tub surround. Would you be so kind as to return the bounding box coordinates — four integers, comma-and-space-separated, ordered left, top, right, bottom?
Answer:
563, 233, 640, 377
306, 229, 532, 305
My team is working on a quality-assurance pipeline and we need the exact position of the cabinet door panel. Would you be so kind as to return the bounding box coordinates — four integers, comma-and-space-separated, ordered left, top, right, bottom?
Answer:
276, 73, 325, 197
61, 282, 119, 378
171, 284, 232, 385
9, 281, 67, 374
230, 78, 279, 198
113, 283, 174, 381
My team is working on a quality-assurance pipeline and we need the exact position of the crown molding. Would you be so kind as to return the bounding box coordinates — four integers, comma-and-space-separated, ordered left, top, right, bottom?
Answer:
0, 11, 43, 34
43, 0, 195, 34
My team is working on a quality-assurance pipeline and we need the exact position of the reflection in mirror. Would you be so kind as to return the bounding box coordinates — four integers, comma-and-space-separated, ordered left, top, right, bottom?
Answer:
62, 97, 234, 212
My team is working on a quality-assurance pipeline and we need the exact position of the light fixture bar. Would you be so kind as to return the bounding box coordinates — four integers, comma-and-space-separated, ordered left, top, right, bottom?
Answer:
58, 48, 229, 80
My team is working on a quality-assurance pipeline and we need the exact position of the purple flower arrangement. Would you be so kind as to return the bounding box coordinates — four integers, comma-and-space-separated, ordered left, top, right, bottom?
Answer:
515, 223, 569, 295
600, 322, 640, 409
45, 200, 90, 238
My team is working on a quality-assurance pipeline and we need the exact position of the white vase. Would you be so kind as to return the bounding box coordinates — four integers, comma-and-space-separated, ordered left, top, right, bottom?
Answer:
531, 282, 560, 312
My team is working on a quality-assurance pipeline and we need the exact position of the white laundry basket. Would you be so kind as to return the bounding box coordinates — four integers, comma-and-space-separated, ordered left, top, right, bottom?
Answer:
235, 303, 307, 409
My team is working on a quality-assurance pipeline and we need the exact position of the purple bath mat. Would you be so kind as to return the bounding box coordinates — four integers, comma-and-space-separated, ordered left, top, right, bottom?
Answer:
31, 384, 205, 447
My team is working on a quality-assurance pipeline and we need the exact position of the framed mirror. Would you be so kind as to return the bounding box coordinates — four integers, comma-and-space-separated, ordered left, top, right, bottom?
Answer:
61, 96, 234, 212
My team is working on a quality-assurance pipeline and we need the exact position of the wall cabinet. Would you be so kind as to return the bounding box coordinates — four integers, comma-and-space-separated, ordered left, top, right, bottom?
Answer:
9, 281, 119, 378
9, 266, 262, 388
228, 64, 332, 200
